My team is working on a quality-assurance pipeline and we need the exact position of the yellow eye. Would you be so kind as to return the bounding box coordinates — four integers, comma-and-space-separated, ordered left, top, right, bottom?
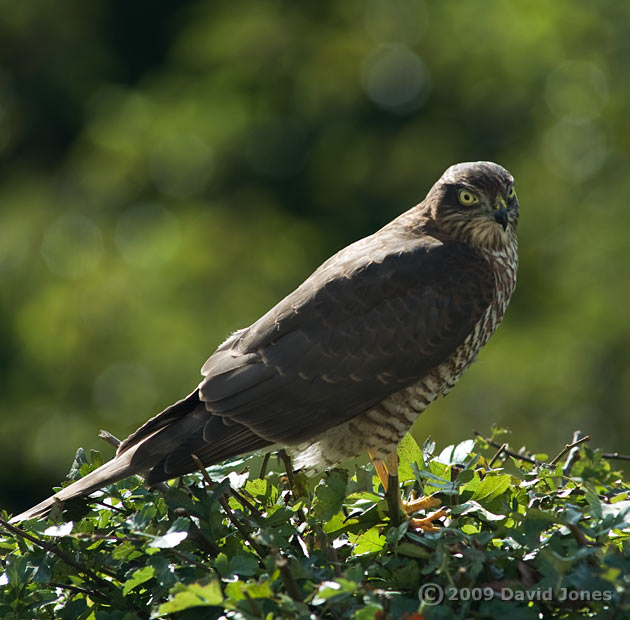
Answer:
508, 186, 516, 200
458, 189, 479, 206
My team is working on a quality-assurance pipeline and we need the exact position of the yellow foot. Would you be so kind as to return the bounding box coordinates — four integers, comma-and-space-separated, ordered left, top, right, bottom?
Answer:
368, 450, 448, 531
409, 508, 448, 532
402, 495, 441, 515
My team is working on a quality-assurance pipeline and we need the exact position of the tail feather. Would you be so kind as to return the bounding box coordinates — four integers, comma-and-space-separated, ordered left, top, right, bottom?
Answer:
10, 450, 139, 523
11, 391, 207, 523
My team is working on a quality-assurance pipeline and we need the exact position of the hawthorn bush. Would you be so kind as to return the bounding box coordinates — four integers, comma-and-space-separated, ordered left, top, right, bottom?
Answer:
1, 429, 630, 619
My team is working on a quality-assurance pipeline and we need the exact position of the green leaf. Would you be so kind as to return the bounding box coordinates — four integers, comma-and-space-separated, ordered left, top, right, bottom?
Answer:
313, 470, 347, 521
312, 579, 357, 605
158, 581, 223, 613
149, 530, 188, 549
395, 541, 431, 558
348, 526, 386, 555
436, 439, 475, 465
123, 565, 155, 596
148, 516, 189, 548
463, 472, 512, 505
397, 433, 424, 482
229, 553, 259, 577
451, 500, 506, 521
225, 579, 274, 601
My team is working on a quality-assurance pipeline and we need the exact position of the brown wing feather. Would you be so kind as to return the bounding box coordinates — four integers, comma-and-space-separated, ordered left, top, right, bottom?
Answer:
198, 225, 495, 443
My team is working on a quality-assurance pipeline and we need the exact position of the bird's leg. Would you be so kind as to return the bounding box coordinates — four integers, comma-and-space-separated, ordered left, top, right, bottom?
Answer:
369, 451, 403, 526
369, 451, 447, 532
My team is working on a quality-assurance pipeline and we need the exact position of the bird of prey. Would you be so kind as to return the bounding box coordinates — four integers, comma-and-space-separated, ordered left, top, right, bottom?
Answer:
12, 161, 518, 524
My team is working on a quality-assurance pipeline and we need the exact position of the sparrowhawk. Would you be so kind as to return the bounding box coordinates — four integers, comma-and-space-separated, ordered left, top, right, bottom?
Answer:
12, 160, 519, 523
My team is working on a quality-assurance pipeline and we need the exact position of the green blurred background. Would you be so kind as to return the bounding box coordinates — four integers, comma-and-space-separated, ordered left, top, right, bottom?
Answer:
2, 0, 629, 513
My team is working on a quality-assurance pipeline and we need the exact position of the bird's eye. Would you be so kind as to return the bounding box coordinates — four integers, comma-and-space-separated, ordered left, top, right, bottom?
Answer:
508, 186, 516, 200
457, 189, 479, 206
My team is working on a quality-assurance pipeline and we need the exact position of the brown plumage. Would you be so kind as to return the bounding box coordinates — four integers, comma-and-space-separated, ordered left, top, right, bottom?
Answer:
12, 161, 519, 522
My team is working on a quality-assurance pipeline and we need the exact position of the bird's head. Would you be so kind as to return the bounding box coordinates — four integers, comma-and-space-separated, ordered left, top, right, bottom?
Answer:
423, 161, 518, 252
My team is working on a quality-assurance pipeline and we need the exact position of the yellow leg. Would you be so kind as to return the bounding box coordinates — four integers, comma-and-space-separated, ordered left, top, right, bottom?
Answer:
368, 450, 447, 532
369, 451, 390, 491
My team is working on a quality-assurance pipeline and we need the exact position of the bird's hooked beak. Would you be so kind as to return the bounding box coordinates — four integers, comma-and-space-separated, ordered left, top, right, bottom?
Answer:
492, 197, 508, 231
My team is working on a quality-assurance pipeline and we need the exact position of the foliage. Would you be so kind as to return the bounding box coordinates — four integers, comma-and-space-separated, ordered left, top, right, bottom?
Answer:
2, 430, 630, 619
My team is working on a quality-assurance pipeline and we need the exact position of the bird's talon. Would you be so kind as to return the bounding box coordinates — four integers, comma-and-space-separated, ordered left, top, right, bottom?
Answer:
409, 508, 448, 532
402, 495, 441, 515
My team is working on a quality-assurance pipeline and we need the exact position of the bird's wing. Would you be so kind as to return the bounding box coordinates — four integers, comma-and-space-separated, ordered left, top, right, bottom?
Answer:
198, 225, 496, 444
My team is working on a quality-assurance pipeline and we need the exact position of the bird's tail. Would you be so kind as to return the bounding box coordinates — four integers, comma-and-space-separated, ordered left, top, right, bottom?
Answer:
10, 449, 138, 523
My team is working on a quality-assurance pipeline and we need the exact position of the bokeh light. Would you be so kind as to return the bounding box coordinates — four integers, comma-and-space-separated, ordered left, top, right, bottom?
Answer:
41, 215, 104, 280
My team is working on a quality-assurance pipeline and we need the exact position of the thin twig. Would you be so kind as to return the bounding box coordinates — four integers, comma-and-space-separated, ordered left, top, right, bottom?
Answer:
386, 471, 401, 528
192, 455, 262, 553
474, 431, 541, 465
278, 449, 307, 522
602, 452, 630, 461
275, 552, 303, 601
191, 454, 214, 487
567, 523, 598, 566
549, 435, 590, 466
229, 487, 262, 518
49, 581, 109, 601
259, 452, 271, 479
243, 591, 261, 616
191, 452, 262, 517
0, 517, 115, 586
219, 494, 265, 557
172, 507, 221, 556
562, 431, 584, 477
98, 429, 121, 449
191, 453, 265, 556
170, 548, 212, 573
93, 500, 127, 515
315, 525, 341, 577
488, 443, 508, 468
278, 450, 297, 493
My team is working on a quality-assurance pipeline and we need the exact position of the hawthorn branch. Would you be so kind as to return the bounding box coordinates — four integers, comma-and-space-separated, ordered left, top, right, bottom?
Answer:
488, 442, 508, 468
98, 429, 121, 449
275, 551, 303, 601
191, 454, 265, 558
601, 452, 630, 461
473, 431, 541, 465
549, 435, 590, 466
0, 517, 115, 589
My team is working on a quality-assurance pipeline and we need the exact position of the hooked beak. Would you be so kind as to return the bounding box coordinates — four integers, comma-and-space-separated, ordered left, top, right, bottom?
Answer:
493, 197, 508, 231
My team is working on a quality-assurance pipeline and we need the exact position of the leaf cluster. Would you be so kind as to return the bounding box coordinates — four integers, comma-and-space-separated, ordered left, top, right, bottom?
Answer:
2, 430, 630, 619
